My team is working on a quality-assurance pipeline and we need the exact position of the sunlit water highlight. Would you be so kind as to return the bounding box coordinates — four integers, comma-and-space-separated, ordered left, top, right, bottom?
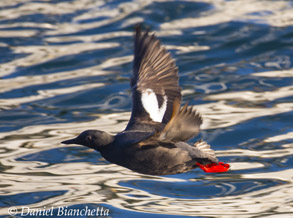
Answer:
0, 0, 293, 217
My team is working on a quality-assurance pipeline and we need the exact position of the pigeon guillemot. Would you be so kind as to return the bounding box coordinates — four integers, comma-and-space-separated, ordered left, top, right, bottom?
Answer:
62, 25, 230, 175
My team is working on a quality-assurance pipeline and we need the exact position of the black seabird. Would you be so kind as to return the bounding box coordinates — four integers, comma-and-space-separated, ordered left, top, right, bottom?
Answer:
62, 26, 230, 175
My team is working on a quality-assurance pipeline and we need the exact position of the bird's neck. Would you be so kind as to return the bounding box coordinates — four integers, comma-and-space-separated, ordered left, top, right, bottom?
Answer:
94, 134, 115, 152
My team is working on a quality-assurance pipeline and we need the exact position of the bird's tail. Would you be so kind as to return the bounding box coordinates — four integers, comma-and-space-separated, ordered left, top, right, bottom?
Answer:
194, 140, 230, 173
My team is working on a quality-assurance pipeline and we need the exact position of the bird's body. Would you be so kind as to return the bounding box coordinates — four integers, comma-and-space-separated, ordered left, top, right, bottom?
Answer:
99, 130, 216, 175
62, 26, 230, 175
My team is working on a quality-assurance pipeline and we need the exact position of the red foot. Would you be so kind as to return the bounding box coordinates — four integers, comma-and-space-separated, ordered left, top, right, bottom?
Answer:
196, 162, 230, 173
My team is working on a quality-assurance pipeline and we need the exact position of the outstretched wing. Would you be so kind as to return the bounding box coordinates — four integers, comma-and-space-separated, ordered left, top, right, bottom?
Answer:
126, 25, 181, 130
158, 103, 203, 142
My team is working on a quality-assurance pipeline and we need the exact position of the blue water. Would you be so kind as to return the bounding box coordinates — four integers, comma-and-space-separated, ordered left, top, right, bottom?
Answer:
0, 0, 292, 217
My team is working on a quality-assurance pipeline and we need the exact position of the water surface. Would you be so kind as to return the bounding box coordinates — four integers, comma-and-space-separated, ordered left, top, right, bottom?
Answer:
0, 0, 293, 217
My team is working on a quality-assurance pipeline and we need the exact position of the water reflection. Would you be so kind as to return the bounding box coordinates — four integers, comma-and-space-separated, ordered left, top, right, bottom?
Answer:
0, 0, 293, 217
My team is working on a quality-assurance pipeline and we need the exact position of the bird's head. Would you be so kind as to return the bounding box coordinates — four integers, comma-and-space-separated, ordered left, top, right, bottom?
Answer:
61, 130, 114, 151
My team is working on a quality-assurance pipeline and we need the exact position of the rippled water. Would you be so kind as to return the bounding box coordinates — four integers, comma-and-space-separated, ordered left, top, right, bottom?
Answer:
0, 0, 293, 217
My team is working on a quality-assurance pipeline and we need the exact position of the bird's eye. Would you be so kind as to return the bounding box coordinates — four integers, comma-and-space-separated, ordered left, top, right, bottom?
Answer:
86, 136, 92, 141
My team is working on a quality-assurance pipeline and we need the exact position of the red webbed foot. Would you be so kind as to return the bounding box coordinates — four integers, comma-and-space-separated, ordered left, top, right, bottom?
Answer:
196, 162, 230, 173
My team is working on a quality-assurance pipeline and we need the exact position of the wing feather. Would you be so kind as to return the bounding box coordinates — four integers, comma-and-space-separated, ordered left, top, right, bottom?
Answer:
126, 25, 181, 130
159, 103, 203, 142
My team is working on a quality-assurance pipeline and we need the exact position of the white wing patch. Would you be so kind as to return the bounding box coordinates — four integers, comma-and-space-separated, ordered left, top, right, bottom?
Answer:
141, 88, 167, 122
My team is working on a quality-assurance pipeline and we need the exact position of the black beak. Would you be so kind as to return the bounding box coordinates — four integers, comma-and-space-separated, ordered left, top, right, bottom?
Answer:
61, 138, 79, 144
